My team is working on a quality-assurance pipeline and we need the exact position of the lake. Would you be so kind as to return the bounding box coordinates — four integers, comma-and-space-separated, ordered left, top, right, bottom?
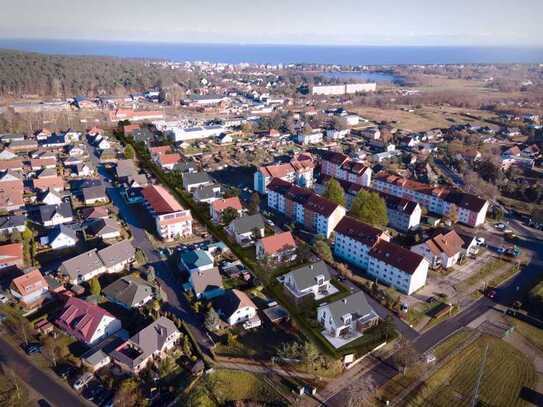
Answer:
320, 71, 404, 83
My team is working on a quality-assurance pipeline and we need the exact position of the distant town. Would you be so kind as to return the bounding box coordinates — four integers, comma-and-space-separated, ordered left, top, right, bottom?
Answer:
0, 52, 542, 407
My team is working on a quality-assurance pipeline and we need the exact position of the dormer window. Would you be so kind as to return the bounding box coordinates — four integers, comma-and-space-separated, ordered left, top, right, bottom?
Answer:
316, 274, 325, 285
342, 313, 352, 325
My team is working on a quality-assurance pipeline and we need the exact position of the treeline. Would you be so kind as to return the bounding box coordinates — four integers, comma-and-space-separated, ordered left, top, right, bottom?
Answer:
0, 50, 196, 97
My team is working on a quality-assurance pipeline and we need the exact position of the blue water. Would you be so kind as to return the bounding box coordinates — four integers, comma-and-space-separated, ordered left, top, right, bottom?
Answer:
321, 71, 402, 82
1, 38, 542, 65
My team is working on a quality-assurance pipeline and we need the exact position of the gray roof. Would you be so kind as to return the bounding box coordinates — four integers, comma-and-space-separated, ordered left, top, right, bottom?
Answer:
183, 172, 211, 187
0, 215, 26, 230
59, 249, 104, 282
285, 261, 331, 291
174, 161, 198, 173
320, 291, 377, 328
37, 203, 73, 223
97, 240, 135, 268
48, 224, 78, 241
103, 275, 154, 308
109, 317, 179, 369
193, 184, 221, 201
82, 184, 107, 201
229, 214, 265, 235
190, 267, 223, 295
87, 218, 122, 237
116, 159, 137, 178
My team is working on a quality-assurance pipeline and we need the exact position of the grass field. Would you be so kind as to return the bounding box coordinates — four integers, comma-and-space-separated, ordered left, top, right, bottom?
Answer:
508, 318, 543, 354
404, 335, 536, 407
186, 369, 288, 406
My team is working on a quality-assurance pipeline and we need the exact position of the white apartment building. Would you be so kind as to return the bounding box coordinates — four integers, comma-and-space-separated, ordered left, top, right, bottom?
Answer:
312, 83, 376, 96
267, 178, 346, 239
320, 150, 372, 187
372, 172, 489, 227
296, 130, 323, 145
254, 153, 315, 194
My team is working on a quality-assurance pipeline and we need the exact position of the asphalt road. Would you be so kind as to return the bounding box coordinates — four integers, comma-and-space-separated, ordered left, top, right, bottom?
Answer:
0, 335, 91, 407
86, 139, 213, 357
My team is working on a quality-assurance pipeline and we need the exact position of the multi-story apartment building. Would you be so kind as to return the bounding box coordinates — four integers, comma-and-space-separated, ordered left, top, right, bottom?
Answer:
254, 153, 315, 194
372, 171, 488, 227
142, 185, 193, 240
316, 176, 421, 231
267, 178, 346, 239
320, 150, 372, 187
333, 216, 428, 294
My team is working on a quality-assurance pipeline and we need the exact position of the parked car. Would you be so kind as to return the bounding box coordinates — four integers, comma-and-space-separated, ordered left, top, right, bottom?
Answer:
0, 294, 8, 304
73, 372, 94, 391
55, 364, 77, 380
22, 342, 42, 355
475, 237, 485, 246
495, 223, 506, 231
496, 247, 506, 254
486, 289, 496, 299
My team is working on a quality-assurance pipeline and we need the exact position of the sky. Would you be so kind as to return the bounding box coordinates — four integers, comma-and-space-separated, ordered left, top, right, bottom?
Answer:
1, 0, 542, 46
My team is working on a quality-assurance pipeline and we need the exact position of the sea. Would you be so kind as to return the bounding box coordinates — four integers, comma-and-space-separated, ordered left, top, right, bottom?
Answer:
1, 38, 543, 66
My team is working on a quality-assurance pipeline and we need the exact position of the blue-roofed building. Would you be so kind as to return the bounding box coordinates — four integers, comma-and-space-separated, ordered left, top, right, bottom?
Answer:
179, 249, 214, 273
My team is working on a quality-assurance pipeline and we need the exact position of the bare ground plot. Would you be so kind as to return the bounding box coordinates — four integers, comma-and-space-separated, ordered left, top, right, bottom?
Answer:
350, 105, 499, 132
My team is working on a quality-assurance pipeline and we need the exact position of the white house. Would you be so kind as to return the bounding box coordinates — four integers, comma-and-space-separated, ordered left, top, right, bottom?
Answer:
281, 261, 334, 301
47, 225, 78, 250
296, 130, 323, 145
411, 230, 465, 269
212, 289, 260, 328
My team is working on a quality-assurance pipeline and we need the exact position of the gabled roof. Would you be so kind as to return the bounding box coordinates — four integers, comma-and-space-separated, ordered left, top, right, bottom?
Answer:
55, 297, 118, 344
212, 289, 256, 322
228, 214, 265, 235
425, 230, 464, 257
370, 240, 425, 275
320, 291, 377, 328
212, 197, 242, 213
259, 231, 296, 256
48, 224, 78, 242
11, 269, 47, 296
115, 159, 137, 178
0, 243, 23, 264
97, 240, 135, 268
59, 249, 104, 282
142, 185, 184, 214
181, 249, 214, 270
103, 275, 154, 308
87, 218, 122, 237
286, 261, 331, 291
335, 217, 386, 248
0, 215, 26, 230
190, 267, 223, 295
183, 172, 212, 186
82, 184, 107, 201
37, 203, 73, 223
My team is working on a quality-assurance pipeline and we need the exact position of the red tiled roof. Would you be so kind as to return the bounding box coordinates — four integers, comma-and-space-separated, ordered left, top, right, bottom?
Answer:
55, 297, 116, 344
142, 184, 183, 214
335, 217, 387, 247
149, 145, 172, 156
33, 176, 64, 191
0, 159, 23, 171
260, 231, 296, 256
158, 153, 182, 166
11, 269, 47, 296
212, 197, 242, 213
0, 243, 23, 264
30, 158, 57, 168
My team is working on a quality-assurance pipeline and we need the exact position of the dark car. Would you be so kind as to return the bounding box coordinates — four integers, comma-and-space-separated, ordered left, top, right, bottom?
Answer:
37, 400, 52, 407
55, 364, 77, 380
22, 342, 41, 355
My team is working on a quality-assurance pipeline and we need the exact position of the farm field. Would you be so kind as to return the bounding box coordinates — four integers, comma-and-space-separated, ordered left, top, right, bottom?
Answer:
404, 335, 536, 407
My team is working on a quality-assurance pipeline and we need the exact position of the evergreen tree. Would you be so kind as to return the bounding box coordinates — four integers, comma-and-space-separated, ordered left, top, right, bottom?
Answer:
221, 207, 239, 225
324, 179, 345, 207
124, 144, 136, 159
89, 277, 101, 297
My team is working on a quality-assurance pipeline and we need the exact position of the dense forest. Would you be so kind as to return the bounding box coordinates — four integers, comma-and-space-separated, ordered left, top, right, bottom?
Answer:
0, 50, 196, 97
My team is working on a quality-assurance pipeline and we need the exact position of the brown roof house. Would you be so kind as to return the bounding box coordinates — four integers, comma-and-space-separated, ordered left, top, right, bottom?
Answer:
10, 269, 50, 307
110, 317, 180, 374
211, 289, 261, 329
411, 229, 465, 269
0, 243, 23, 270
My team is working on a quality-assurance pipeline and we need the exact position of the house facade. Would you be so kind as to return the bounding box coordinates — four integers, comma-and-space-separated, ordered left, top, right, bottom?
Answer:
253, 153, 315, 194
320, 150, 372, 187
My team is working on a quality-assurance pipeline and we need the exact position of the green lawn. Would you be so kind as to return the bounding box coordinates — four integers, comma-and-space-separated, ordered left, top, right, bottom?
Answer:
509, 318, 543, 353
454, 258, 508, 291
186, 369, 288, 406
404, 335, 536, 407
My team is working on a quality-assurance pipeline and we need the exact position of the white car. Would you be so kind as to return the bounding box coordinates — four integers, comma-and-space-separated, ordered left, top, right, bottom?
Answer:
495, 223, 506, 231
73, 372, 94, 391
0, 294, 8, 304
475, 237, 485, 246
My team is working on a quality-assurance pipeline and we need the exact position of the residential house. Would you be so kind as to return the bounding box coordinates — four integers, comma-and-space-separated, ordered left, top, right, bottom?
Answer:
30, 157, 57, 171
411, 229, 465, 269
72, 163, 93, 178
115, 159, 138, 181
182, 172, 213, 192
10, 269, 49, 307
47, 224, 78, 250
97, 240, 136, 274
0, 148, 17, 160
0, 159, 24, 172
320, 150, 372, 187
253, 153, 315, 193
0, 243, 23, 270
267, 178, 346, 238
212, 289, 260, 328
87, 218, 122, 240
82, 184, 108, 205
317, 291, 379, 339
0, 215, 26, 235
281, 261, 333, 302
35, 203, 74, 227
38, 189, 64, 206
186, 267, 224, 300
103, 275, 154, 309
55, 297, 122, 345
9, 139, 38, 153
80, 206, 109, 221
372, 171, 489, 227
110, 317, 180, 374
256, 231, 297, 263
66, 145, 86, 157
33, 176, 65, 192
192, 183, 222, 203
156, 153, 182, 170
179, 249, 214, 273
0, 172, 24, 212
141, 185, 193, 240
226, 214, 265, 246
296, 130, 323, 145
210, 197, 243, 223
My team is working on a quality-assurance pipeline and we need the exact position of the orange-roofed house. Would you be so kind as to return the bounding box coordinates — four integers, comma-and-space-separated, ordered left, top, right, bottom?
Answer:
142, 185, 193, 240
0, 172, 24, 212
210, 197, 243, 223
33, 176, 65, 192
256, 231, 297, 263
156, 153, 182, 170
149, 145, 172, 156
108, 109, 164, 122
10, 269, 49, 307
0, 243, 24, 270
